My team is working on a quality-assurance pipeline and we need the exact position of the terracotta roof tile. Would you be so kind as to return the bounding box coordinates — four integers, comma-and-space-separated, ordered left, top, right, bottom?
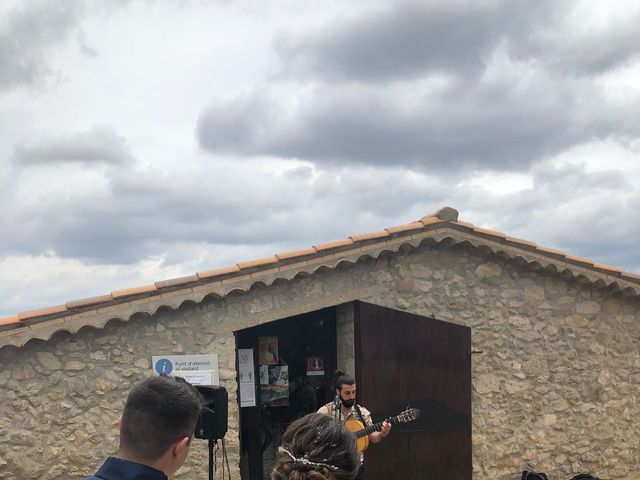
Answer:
592, 263, 623, 274
565, 255, 595, 266
455, 220, 476, 229
112, 284, 157, 299
0, 316, 20, 327
155, 275, 200, 289
385, 222, 425, 234
197, 265, 241, 279
505, 236, 537, 248
66, 294, 114, 310
349, 230, 389, 242
18, 304, 68, 321
472, 227, 508, 239
237, 256, 279, 270
314, 238, 354, 252
275, 247, 318, 261
535, 245, 567, 257
419, 216, 443, 227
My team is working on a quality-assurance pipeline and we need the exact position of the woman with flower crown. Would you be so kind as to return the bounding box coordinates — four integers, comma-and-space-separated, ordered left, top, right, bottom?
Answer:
271, 413, 359, 480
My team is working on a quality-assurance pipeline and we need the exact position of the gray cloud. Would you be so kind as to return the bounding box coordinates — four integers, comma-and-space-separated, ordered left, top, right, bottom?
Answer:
0, 159, 447, 265
0, 0, 134, 91
513, 9, 640, 76
0, 1, 84, 90
274, 1, 640, 82
197, 77, 640, 171
448, 161, 640, 272
4, 150, 639, 276
520, 164, 640, 268
14, 126, 133, 165
197, 0, 640, 171
2, 137, 639, 316
274, 2, 497, 82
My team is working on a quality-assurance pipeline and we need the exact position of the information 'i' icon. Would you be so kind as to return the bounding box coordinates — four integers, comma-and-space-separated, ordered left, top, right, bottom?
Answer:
155, 358, 173, 375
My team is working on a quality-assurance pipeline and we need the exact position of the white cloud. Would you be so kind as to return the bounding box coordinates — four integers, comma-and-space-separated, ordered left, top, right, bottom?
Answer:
0, 252, 188, 316
459, 172, 534, 195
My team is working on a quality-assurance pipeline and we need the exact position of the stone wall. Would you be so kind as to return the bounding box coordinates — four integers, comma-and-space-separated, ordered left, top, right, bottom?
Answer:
1, 242, 639, 479
336, 303, 355, 376
379, 245, 640, 479
0, 310, 239, 480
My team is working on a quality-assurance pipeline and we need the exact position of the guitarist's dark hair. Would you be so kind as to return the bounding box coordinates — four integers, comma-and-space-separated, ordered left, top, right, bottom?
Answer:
333, 370, 355, 391
272, 413, 359, 480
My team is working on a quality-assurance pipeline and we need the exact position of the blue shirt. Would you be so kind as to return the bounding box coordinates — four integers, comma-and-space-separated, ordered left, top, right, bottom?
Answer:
86, 457, 168, 480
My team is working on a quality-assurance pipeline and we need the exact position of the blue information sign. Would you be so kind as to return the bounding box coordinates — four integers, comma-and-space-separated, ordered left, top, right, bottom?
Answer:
155, 358, 173, 375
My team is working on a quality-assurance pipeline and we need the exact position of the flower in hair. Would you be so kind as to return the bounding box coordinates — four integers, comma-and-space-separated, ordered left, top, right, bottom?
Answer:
278, 446, 339, 471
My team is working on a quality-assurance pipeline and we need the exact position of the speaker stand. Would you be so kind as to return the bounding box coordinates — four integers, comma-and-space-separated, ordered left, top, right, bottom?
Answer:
208, 439, 216, 480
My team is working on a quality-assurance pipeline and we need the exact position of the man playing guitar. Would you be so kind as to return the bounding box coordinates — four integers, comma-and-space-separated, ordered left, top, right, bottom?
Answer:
318, 370, 391, 480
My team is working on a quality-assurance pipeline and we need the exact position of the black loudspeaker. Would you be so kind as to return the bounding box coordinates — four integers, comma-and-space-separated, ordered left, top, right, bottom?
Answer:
194, 385, 228, 440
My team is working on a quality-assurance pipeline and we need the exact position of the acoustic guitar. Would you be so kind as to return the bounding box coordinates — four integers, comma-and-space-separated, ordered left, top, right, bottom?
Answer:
345, 407, 420, 452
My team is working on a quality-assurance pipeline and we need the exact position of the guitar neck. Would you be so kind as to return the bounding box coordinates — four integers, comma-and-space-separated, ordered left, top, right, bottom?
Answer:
354, 417, 399, 439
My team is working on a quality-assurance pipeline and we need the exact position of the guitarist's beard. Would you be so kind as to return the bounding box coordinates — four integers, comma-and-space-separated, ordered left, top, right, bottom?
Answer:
341, 398, 355, 408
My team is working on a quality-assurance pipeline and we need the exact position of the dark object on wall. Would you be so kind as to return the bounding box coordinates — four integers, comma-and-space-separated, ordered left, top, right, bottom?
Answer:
522, 470, 549, 480
569, 475, 600, 480
195, 385, 228, 440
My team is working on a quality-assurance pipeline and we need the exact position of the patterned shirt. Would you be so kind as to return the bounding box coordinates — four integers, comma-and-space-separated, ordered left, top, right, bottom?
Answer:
318, 402, 373, 464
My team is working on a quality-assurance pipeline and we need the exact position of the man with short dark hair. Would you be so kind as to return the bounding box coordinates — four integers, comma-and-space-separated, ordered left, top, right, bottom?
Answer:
85, 375, 202, 480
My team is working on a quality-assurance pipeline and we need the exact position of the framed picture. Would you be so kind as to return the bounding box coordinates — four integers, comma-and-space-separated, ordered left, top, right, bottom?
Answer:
258, 336, 279, 365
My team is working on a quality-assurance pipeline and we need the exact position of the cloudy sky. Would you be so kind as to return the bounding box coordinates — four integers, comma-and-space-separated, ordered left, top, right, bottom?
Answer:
1, 0, 639, 316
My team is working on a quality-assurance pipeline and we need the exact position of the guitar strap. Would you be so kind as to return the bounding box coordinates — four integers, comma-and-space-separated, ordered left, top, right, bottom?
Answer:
329, 402, 366, 426
354, 403, 367, 426
327, 403, 343, 421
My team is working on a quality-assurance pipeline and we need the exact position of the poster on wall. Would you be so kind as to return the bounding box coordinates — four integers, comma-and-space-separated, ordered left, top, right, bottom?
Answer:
238, 348, 256, 407
260, 385, 288, 406
151, 354, 219, 386
258, 336, 279, 365
259, 365, 269, 385
260, 365, 289, 406
269, 365, 288, 385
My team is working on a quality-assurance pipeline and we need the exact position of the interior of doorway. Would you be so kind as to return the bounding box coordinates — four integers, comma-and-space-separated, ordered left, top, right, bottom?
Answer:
236, 307, 338, 480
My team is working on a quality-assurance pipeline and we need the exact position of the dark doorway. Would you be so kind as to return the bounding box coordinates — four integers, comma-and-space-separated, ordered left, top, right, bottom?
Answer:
236, 307, 338, 480
354, 301, 472, 480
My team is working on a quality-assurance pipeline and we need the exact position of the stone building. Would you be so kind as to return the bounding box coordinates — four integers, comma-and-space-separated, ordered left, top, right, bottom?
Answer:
1, 207, 639, 480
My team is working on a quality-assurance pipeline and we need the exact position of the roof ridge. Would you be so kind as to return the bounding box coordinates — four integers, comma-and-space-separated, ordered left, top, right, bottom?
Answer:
1, 206, 638, 331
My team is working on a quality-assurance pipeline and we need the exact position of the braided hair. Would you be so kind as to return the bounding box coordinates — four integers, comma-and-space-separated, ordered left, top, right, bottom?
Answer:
271, 413, 358, 480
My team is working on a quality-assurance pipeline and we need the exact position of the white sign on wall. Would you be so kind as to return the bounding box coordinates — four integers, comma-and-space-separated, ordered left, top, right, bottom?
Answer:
151, 354, 219, 386
238, 348, 256, 407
